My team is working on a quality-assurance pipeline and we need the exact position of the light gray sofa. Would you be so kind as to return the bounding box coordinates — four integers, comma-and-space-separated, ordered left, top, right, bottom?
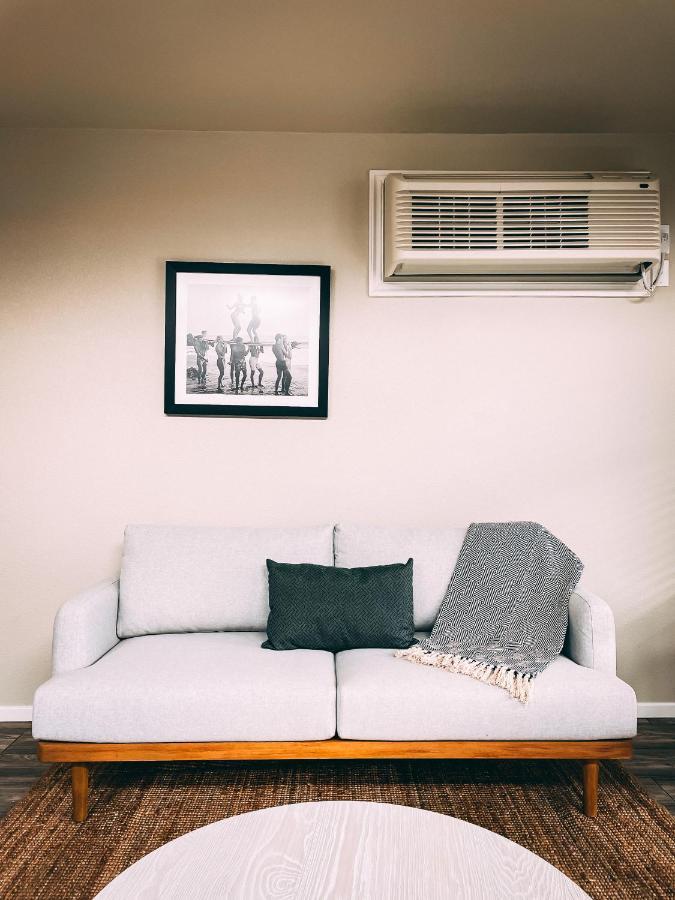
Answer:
33, 524, 637, 822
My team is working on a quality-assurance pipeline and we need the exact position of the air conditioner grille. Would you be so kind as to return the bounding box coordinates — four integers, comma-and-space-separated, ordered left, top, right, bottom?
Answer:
503, 195, 589, 248
395, 190, 660, 251
405, 194, 498, 249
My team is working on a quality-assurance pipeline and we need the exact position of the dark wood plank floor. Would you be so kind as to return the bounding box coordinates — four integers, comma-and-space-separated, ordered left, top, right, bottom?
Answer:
622, 718, 675, 814
1, 720, 674, 818
0, 727, 51, 817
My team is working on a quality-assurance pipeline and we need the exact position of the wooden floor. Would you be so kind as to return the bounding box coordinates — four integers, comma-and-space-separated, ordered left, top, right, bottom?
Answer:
1, 720, 674, 819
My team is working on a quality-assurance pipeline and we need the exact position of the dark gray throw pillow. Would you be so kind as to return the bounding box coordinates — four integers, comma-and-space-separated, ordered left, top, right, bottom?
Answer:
263, 558, 415, 652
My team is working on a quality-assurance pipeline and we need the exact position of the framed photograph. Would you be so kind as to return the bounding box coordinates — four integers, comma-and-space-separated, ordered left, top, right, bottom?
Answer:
164, 261, 330, 418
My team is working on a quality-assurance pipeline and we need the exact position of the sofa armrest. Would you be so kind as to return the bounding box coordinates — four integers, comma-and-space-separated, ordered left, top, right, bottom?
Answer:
564, 587, 616, 675
52, 578, 120, 674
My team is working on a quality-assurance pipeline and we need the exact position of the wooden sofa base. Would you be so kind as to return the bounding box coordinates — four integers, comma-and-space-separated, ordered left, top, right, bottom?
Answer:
37, 738, 633, 823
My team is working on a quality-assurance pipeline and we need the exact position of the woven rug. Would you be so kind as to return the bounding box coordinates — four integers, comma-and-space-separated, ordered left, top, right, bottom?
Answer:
0, 760, 673, 899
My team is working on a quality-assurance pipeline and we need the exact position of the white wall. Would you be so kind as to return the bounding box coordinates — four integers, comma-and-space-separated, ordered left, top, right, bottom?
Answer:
0, 128, 673, 704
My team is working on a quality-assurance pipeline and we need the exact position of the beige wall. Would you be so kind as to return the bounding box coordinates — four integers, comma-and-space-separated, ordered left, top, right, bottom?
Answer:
0, 128, 673, 705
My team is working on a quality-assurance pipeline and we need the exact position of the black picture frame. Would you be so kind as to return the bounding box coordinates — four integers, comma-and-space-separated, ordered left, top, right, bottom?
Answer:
164, 261, 330, 418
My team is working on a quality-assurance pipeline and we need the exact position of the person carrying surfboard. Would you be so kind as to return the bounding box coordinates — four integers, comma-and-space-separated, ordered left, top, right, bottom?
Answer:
193, 330, 210, 387
248, 341, 264, 393
230, 336, 249, 394
281, 335, 294, 395
272, 333, 288, 395
214, 335, 228, 392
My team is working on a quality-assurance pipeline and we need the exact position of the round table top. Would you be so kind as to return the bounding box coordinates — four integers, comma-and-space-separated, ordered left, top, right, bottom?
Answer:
95, 800, 590, 899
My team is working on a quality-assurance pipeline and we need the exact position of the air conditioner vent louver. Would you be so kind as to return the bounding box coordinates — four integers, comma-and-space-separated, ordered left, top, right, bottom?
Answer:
382, 173, 661, 282
502, 195, 589, 249
406, 194, 498, 249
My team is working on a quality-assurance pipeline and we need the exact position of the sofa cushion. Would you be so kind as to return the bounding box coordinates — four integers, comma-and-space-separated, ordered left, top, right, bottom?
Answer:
118, 524, 335, 637
334, 525, 466, 630
32, 633, 336, 742
336, 640, 637, 741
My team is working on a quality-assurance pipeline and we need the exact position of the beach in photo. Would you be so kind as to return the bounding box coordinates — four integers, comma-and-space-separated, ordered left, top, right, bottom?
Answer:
186, 342, 309, 396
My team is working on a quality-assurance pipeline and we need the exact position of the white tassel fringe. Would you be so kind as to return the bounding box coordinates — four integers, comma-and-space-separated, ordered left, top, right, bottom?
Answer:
396, 645, 534, 703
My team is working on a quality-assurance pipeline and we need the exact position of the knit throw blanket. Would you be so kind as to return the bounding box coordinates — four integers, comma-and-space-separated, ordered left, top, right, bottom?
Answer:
397, 522, 583, 703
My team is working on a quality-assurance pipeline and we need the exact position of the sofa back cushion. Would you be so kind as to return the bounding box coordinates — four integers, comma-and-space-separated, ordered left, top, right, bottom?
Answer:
118, 524, 335, 637
334, 524, 467, 630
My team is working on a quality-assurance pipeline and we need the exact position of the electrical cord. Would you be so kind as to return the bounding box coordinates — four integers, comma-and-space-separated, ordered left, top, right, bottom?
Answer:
640, 253, 665, 294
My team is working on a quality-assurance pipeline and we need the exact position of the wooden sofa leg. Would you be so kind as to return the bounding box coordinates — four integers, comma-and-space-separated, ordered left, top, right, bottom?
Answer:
582, 760, 599, 817
71, 764, 89, 823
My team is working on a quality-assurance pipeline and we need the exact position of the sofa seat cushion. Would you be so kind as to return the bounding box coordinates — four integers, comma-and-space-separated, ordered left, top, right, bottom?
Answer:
33, 633, 336, 742
336, 640, 637, 741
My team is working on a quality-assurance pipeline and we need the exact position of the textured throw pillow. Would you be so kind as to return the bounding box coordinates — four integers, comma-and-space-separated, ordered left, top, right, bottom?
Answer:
263, 558, 415, 652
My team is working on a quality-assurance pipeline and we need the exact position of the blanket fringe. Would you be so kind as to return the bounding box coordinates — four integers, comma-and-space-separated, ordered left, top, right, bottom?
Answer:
396, 645, 533, 703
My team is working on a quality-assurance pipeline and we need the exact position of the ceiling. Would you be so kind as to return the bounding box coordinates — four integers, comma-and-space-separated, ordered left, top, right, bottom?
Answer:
2, 0, 675, 133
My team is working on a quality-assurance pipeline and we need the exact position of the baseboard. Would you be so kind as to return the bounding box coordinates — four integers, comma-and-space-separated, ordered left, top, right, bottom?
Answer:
637, 702, 675, 718
2, 703, 673, 723
0, 705, 33, 722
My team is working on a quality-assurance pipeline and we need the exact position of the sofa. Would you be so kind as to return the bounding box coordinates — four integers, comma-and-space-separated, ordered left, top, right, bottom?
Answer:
33, 524, 637, 822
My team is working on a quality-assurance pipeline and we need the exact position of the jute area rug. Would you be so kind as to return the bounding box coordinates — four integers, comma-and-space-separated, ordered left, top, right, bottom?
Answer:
0, 760, 673, 899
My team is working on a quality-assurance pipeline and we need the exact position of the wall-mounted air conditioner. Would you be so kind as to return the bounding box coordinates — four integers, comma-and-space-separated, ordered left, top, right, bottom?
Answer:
369, 171, 667, 298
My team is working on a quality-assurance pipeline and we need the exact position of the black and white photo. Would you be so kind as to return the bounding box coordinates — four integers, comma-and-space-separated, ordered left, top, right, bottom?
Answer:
164, 262, 330, 417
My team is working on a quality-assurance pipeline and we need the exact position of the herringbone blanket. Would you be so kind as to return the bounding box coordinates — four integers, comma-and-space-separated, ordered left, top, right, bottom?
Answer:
397, 522, 583, 702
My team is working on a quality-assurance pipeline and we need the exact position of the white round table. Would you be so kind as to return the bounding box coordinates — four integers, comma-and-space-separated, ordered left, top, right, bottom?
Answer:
95, 801, 590, 899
